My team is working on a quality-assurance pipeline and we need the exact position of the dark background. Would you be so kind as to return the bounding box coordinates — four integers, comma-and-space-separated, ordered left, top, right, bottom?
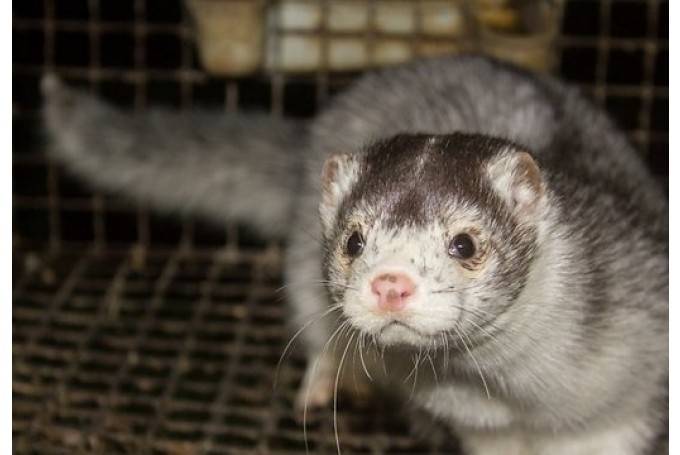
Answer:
13, 0, 668, 250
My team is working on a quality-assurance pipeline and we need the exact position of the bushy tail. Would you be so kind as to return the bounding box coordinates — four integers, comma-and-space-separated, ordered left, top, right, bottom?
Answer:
41, 75, 304, 239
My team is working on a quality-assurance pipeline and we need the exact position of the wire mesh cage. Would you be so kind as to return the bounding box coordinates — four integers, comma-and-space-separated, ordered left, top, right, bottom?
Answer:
13, 0, 668, 453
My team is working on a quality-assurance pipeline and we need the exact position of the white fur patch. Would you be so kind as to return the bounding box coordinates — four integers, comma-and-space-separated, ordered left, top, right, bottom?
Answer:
486, 147, 544, 219
319, 153, 360, 232
340, 209, 490, 348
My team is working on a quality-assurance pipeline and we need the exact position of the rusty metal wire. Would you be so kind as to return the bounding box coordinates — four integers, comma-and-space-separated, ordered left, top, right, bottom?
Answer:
13, 1, 668, 453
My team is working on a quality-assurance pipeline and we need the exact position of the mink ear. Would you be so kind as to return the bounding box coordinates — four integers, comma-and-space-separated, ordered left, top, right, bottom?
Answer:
319, 153, 359, 233
486, 150, 545, 220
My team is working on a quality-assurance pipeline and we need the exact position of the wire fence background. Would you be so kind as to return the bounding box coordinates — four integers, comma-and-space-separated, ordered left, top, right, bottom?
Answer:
13, 1, 668, 453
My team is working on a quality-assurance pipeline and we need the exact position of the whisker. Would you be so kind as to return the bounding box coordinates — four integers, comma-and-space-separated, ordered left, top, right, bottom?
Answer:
426, 351, 439, 386
303, 319, 350, 454
403, 353, 418, 384
380, 343, 387, 375
429, 284, 476, 294
276, 280, 359, 294
450, 304, 496, 318
358, 333, 373, 382
457, 309, 524, 341
409, 347, 423, 401
462, 312, 502, 345
274, 304, 342, 390
441, 333, 450, 372
334, 331, 355, 455
333, 321, 353, 354
452, 324, 490, 399
351, 336, 359, 393
367, 332, 386, 376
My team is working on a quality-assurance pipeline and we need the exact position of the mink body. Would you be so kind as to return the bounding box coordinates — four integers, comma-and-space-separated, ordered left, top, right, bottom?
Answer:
42, 56, 667, 454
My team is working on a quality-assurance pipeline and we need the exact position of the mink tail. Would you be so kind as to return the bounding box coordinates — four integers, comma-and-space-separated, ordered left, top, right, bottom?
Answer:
41, 75, 305, 239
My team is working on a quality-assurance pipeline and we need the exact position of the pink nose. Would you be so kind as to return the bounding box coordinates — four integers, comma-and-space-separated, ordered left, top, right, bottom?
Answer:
371, 273, 415, 311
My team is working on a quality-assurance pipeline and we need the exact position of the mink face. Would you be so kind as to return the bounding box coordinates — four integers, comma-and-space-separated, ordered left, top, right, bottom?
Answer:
321, 133, 543, 348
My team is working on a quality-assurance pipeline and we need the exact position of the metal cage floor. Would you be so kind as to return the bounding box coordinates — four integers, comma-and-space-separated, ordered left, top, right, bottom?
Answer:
14, 245, 463, 454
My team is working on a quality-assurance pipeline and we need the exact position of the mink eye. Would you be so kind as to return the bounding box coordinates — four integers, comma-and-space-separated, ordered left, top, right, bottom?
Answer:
448, 233, 476, 259
346, 231, 365, 257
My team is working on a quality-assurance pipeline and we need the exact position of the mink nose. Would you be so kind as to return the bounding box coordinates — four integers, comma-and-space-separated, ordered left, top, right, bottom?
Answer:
370, 273, 416, 311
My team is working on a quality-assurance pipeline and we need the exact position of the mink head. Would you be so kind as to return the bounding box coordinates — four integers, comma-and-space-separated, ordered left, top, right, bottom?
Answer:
319, 133, 547, 348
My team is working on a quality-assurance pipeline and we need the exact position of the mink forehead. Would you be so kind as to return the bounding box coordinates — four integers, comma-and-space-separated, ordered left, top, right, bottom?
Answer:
344, 133, 511, 227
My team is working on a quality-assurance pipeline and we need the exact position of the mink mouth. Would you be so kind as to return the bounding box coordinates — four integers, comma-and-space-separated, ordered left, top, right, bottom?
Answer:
379, 320, 424, 337
375, 320, 440, 347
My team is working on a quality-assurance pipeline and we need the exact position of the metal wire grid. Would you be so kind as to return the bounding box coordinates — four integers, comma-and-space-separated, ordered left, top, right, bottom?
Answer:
12, 0, 668, 252
12, 1, 668, 453
15, 246, 456, 454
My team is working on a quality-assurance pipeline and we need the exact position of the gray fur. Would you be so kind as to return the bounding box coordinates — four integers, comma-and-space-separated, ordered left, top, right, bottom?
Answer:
41, 74, 304, 238
42, 56, 667, 454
